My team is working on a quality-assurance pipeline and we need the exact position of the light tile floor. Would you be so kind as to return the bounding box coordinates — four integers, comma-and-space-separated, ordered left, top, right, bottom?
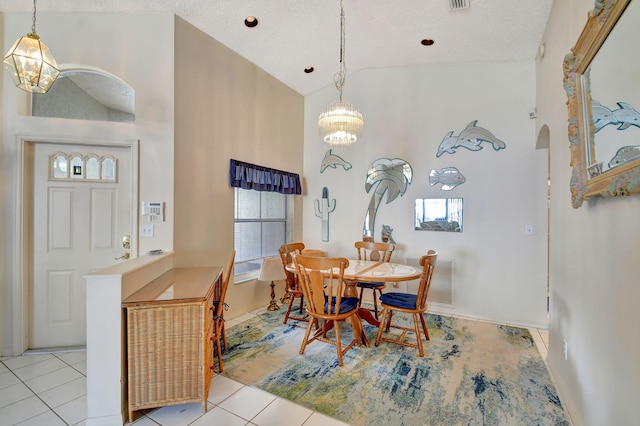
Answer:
0, 308, 550, 426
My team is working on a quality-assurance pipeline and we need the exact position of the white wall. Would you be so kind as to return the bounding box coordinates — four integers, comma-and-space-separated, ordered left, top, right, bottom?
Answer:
303, 61, 549, 327
538, 0, 640, 424
1, 12, 175, 355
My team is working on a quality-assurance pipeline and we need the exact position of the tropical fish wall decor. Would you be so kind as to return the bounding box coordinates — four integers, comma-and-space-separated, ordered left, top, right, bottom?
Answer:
436, 120, 506, 157
363, 158, 412, 241
429, 167, 466, 191
314, 187, 336, 242
592, 100, 640, 132
320, 149, 352, 173
608, 145, 640, 169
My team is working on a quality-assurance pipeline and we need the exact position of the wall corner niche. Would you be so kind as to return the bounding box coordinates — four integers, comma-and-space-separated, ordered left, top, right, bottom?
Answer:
563, 0, 640, 208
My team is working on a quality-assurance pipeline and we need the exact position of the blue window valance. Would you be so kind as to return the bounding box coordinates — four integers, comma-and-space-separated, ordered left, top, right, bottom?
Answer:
229, 159, 302, 195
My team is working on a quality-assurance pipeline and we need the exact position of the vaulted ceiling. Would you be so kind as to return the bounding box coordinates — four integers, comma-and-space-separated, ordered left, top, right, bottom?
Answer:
0, 0, 554, 96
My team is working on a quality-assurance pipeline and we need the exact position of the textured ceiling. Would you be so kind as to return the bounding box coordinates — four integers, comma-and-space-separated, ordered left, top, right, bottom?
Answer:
0, 0, 554, 96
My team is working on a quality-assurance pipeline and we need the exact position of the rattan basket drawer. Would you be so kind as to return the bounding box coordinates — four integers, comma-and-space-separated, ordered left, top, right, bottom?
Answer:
127, 303, 204, 411
123, 267, 222, 422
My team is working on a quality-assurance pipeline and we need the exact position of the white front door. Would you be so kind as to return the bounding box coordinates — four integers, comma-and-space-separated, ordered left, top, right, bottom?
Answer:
30, 143, 132, 349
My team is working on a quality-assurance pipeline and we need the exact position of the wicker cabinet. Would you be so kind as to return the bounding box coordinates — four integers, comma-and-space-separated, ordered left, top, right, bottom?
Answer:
122, 267, 222, 422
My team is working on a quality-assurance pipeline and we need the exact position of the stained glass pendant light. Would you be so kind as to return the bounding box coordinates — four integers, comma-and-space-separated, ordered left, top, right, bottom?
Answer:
318, 0, 364, 147
3, 0, 60, 94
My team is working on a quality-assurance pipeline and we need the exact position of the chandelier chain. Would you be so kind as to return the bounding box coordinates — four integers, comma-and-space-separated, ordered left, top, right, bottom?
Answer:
318, 0, 363, 147
333, 0, 347, 102
31, 0, 37, 35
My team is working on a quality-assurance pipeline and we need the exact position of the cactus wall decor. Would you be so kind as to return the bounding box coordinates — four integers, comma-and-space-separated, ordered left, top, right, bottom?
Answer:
314, 187, 336, 242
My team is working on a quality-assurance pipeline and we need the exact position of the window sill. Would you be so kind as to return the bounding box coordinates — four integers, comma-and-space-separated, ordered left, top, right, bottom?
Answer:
234, 271, 260, 284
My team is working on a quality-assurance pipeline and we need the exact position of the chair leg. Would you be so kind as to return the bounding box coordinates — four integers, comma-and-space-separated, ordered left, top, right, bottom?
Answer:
359, 286, 382, 320
375, 308, 390, 347
322, 319, 334, 338
215, 322, 225, 371
413, 313, 425, 357
284, 294, 309, 324
300, 318, 316, 355
216, 340, 224, 371
419, 313, 430, 341
221, 321, 227, 350
335, 320, 343, 366
283, 294, 296, 324
372, 289, 381, 320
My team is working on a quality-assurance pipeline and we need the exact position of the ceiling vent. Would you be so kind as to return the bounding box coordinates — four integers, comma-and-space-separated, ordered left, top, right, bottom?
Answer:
449, 0, 470, 11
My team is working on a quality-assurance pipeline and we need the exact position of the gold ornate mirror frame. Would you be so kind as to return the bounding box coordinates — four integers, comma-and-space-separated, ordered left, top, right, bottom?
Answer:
563, 0, 639, 208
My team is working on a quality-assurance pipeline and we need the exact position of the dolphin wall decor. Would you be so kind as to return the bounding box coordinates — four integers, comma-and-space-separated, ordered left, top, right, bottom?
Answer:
436, 120, 506, 157
592, 100, 640, 133
320, 149, 352, 173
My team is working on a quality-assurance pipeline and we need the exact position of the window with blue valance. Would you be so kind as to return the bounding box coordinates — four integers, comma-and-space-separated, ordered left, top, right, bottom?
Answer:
229, 159, 302, 195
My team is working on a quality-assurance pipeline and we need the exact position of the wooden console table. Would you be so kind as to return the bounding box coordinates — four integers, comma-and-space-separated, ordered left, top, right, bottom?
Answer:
122, 266, 222, 422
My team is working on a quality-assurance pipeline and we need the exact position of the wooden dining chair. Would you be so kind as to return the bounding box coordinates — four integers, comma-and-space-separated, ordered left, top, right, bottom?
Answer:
212, 249, 235, 372
354, 241, 395, 320
278, 242, 309, 324
293, 255, 364, 366
374, 250, 437, 357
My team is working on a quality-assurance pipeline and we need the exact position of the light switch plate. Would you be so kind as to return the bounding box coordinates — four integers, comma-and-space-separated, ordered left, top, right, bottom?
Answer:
141, 224, 154, 237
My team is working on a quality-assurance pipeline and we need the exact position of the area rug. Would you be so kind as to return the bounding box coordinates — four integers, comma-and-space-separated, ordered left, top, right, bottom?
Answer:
222, 310, 568, 426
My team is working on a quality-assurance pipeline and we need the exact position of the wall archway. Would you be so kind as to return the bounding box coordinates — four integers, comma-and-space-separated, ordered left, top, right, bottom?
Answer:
536, 124, 550, 149
31, 64, 135, 123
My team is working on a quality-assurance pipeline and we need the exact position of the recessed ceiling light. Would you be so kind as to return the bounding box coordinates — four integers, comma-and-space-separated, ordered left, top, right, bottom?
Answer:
244, 16, 258, 28
421, 38, 435, 46
304, 67, 315, 74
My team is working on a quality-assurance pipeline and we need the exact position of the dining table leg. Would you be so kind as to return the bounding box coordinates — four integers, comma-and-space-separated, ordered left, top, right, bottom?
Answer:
344, 280, 359, 298
357, 308, 380, 328
350, 314, 370, 348
344, 279, 380, 329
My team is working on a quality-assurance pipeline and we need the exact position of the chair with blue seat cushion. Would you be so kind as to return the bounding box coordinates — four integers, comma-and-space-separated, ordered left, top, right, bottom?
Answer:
278, 242, 309, 324
354, 241, 395, 320
293, 255, 364, 366
374, 250, 437, 357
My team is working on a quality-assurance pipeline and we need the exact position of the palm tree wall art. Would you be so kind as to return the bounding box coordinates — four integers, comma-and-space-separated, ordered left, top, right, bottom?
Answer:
363, 158, 413, 241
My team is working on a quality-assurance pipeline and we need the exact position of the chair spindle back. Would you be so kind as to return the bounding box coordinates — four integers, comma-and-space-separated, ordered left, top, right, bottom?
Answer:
278, 242, 305, 291
355, 241, 395, 263
416, 250, 437, 310
294, 255, 350, 317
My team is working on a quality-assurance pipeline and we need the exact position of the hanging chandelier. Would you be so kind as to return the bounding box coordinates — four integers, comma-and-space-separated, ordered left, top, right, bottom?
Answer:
318, 0, 364, 147
3, 0, 60, 94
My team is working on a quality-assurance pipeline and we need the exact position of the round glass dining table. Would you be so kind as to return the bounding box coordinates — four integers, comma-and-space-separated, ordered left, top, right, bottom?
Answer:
286, 259, 422, 329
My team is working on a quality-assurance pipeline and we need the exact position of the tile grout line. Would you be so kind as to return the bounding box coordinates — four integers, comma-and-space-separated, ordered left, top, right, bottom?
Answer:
52, 353, 88, 426
53, 356, 88, 383
1, 358, 72, 425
